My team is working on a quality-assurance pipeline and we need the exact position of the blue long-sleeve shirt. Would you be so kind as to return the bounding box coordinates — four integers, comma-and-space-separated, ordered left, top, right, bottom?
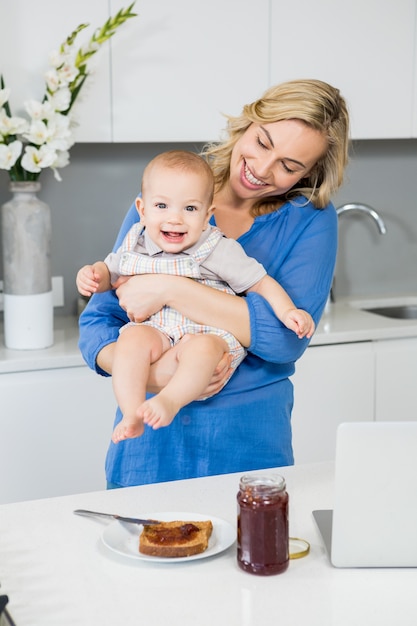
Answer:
79, 195, 337, 486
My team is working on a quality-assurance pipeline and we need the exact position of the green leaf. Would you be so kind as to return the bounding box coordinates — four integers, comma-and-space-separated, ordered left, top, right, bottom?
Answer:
59, 23, 89, 54
68, 3, 137, 110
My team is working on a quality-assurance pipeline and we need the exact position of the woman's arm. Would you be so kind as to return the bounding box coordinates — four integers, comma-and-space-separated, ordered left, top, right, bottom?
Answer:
247, 275, 315, 339
245, 201, 338, 362
115, 273, 252, 346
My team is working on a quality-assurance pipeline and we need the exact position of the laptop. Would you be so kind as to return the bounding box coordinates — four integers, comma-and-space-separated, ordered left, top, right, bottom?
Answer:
313, 421, 417, 568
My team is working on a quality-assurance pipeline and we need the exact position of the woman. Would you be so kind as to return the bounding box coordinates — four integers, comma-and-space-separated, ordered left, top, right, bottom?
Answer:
79, 79, 350, 487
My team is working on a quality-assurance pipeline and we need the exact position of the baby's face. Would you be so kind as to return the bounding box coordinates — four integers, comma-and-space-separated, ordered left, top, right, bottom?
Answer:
138, 168, 214, 253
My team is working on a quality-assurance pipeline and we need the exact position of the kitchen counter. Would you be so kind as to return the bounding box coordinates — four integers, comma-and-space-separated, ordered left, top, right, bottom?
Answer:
1, 293, 417, 375
311, 294, 417, 345
0, 315, 84, 374
1, 462, 416, 626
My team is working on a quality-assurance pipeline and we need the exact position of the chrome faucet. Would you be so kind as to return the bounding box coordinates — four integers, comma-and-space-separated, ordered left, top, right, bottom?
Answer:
336, 203, 387, 235
326, 203, 387, 308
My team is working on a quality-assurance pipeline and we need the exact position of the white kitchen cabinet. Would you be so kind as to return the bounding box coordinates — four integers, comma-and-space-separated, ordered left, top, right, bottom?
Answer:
1, 0, 112, 142
374, 337, 417, 421
109, 0, 270, 142
5, 1, 417, 142
270, 0, 416, 139
0, 365, 116, 504
291, 342, 374, 463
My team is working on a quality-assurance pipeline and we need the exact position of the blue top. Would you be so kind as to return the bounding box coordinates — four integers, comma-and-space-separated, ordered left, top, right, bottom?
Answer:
78, 196, 338, 486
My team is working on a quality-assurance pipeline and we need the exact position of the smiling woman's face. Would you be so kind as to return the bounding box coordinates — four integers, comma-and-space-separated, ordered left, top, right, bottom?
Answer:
228, 119, 328, 201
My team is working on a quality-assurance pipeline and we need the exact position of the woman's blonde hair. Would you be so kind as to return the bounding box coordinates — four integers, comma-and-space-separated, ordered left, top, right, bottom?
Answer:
202, 79, 350, 215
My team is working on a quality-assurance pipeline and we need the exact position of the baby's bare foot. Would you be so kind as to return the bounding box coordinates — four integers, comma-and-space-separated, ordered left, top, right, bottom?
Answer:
112, 416, 144, 443
140, 396, 178, 429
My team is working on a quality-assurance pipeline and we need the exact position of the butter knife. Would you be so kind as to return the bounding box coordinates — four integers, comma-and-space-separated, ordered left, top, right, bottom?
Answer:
73, 508, 161, 525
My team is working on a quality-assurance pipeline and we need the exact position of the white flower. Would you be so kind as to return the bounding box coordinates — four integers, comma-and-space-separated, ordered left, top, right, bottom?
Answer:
52, 168, 62, 182
53, 150, 70, 169
0, 140, 22, 169
48, 49, 66, 69
47, 87, 72, 112
51, 149, 71, 181
49, 112, 71, 135
44, 69, 61, 93
23, 120, 49, 145
1, 4, 136, 181
47, 115, 74, 151
23, 112, 73, 150
21, 144, 57, 173
56, 59, 79, 86
24, 99, 54, 122
0, 108, 28, 138
0, 87, 11, 108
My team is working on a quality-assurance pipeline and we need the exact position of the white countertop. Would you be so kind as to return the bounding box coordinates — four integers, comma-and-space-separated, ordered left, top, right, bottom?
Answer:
0, 315, 84, 374
1, 293, 417, 375
0, 462, 416, 626
311, 294, 417, 345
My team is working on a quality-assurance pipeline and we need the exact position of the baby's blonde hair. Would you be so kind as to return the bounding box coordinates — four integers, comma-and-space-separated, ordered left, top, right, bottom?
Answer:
142, 150, 215, 204
202, 79, 350, 215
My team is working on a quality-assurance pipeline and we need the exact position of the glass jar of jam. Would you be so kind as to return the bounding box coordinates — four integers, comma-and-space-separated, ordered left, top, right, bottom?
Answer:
237, 474, 289, 575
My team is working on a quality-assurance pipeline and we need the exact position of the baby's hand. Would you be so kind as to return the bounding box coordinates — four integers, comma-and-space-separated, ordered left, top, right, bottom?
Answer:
284, 309, 315, 339
76, 265, 101, 297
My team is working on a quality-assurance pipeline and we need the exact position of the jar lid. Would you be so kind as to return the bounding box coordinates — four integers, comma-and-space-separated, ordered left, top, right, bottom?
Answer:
289, 537, 310, 559
239, 473, 286, 491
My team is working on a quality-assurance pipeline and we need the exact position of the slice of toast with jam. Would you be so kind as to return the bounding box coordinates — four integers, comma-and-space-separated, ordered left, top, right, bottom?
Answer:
139, 519, 213, 557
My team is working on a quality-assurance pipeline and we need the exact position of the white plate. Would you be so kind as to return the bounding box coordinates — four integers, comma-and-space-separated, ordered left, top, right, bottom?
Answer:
101, 511, 236, 563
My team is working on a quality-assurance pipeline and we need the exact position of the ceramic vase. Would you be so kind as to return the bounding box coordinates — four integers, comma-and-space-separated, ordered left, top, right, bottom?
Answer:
1, 181, 53, 349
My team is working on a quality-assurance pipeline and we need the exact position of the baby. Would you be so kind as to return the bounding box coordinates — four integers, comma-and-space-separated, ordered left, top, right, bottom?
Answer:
76, 150, 315, 442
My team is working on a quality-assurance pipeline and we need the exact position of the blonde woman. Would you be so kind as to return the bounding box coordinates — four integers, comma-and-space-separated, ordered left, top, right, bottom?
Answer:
79, 79, 350, 488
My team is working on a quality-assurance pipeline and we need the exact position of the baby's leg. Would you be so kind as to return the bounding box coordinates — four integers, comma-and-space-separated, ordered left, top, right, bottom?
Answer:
140, 333, 228, 429
112, 325, 170, 443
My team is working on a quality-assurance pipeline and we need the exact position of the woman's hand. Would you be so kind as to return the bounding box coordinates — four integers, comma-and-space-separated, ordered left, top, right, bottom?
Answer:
97, 334, 233, 396
147, 335, 233, 398
114, 274, 168, 322
196, 349, 233, 399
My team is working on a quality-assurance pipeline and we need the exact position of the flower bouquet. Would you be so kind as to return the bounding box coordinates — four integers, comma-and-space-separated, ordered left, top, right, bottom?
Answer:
0, 3, 136, 182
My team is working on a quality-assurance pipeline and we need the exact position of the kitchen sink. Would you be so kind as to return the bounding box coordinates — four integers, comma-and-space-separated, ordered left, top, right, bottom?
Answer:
363, 304, 417, 320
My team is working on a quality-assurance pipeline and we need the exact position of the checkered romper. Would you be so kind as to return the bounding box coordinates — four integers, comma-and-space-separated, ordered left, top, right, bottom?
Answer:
118, 224, 246, 378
